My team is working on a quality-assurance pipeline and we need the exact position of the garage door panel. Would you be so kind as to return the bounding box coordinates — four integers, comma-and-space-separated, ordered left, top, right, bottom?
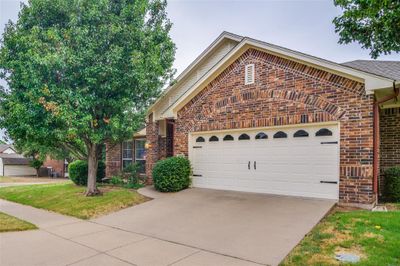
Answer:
4, 165, 36, 176
190, 124, 339, 200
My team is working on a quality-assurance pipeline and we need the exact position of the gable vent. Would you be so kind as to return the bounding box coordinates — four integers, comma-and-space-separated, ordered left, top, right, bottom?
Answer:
245, 64, 255, 85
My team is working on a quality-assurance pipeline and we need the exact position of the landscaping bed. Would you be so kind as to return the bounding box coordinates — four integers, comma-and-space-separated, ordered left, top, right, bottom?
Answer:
0, 182, 149, 219
282, 206, 400, 266
0, 212, 37, 232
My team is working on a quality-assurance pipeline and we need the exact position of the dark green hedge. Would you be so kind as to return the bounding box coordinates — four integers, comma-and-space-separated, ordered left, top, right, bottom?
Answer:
152, 156, 191, 192
68, 160, 105, 186
383, 166, 400, 202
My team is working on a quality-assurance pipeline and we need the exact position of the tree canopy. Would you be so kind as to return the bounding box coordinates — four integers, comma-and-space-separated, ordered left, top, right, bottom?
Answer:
0, 0, 175, 194
333, 0, 400, 58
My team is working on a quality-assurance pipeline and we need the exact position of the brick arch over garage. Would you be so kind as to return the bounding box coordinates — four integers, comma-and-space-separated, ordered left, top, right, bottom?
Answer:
172, 48, 375, 205
179, 90, 344, 133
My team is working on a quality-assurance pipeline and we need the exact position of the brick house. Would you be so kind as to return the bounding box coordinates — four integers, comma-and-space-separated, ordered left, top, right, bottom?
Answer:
42, 156, 68, 178
106, 32, 399, 208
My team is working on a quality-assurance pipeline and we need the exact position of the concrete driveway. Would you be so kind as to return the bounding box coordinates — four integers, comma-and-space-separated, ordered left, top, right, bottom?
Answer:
94, 188, 335, 265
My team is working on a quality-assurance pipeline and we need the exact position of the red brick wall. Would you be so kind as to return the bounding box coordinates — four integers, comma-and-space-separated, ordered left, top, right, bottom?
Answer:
42, 156, 65, 177
379, 107, 400, 193
170, 49, 375, 205
105, 142, 122, 177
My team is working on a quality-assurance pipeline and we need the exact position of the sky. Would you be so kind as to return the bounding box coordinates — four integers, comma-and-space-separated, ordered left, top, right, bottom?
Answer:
0, 0, 399, 142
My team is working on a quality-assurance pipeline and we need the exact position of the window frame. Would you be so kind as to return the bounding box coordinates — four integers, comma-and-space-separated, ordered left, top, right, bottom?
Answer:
122, 141, 133, 168
134, 138, 146, 174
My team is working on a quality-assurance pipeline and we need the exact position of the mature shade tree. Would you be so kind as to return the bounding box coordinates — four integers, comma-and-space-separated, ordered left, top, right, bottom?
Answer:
333, 0, 400, 58
0, 0, 175, 195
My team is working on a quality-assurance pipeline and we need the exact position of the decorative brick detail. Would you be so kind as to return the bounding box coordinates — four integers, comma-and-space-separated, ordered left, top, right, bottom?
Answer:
105, 142, 121, 177
379, 107, 400, 193
172, 48, 375, 205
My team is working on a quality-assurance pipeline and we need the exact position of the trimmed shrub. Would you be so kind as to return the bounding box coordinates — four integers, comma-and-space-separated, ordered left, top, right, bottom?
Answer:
152, 156, 191, 192
68, 160, 105, 186
383, 166, 400, 202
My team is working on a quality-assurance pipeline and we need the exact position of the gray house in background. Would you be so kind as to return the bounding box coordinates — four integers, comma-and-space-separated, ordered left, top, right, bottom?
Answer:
0, 145, 36, 176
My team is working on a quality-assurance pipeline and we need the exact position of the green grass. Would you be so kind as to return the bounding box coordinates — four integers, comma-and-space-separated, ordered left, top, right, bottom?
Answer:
281, 208, 400, 266
0, 182, 149, 219
0, 212, 37, 232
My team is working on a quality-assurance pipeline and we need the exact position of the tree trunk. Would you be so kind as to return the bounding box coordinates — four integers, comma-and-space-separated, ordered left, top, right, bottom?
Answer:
86, 143, 101, 196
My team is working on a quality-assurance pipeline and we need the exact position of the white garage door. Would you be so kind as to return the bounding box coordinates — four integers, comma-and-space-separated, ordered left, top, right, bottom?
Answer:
4, 165, 36, 176
189, 124, 339, 200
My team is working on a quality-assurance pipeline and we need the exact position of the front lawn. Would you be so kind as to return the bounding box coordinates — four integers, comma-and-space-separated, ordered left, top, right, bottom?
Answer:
282, 207, 400, 266
0, 182, 149, 219
0, 212, 37, 232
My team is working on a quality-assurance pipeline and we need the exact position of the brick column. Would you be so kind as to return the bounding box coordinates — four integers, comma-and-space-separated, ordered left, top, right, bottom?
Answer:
105, 142, 122, 177
145, 113, 160, 183
379, 107, 400, 194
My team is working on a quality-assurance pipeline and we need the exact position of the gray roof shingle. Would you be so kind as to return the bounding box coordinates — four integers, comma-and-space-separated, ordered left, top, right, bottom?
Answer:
341, 60, 400, 81
0, 153, 31, 165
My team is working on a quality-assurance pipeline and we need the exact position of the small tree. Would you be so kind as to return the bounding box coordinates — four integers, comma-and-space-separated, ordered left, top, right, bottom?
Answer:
333, 0, 400, 58
0, 0, 175, 195
29, 157, 44, 177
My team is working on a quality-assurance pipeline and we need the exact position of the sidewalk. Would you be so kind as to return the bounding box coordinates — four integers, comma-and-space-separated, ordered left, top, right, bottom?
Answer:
0, 199, 260, 266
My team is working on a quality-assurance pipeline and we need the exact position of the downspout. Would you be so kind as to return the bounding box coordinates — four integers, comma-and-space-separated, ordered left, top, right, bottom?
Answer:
373, 81, 399, 197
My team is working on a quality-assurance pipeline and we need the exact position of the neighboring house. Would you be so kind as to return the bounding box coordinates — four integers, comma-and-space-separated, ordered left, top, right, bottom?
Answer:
0, 153, 36, 177
0, 144, 17, 154
42, 156, 68, 178
0, 144, 66, 177
0, 144, 36, 176
106, 32, 400, 208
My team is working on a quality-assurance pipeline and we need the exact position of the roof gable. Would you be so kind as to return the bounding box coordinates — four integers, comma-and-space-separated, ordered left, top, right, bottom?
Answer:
0, 144, 16, 154
148, 32, 242, 120
151, 32, 398, 120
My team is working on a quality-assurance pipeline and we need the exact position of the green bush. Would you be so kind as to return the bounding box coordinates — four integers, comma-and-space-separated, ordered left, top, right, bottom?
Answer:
68, 160, 105, 186
383, 166, 400, 202
152, 156, 191, 192
122, 163, 145, 189
123, 163, 141, 179
109, 175, 124, 186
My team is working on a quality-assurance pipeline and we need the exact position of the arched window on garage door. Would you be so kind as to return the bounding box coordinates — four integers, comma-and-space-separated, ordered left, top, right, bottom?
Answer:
196, 136, 205, 142
255, 132, 268, 139
273, 131, 287, 139
316, 128, 333, 137
223, 135, 234, 141
293, 130, 309, 138
238, 133, 250, 140
209, 136, 219, 142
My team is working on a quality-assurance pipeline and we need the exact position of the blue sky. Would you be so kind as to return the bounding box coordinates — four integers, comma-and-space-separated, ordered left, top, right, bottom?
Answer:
0, 0, 399, 142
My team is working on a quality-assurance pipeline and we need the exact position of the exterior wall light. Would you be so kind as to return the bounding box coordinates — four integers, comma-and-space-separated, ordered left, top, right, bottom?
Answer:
145, 142, 152, 149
